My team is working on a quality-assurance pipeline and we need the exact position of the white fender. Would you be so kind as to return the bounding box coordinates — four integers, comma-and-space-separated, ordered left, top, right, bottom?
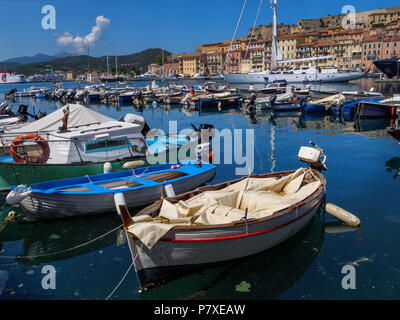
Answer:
122, 160, 146, 170
325, 203, 360, 227
6, 186, 32, 206
164, 183, 176, 198
114, 192, 127, 216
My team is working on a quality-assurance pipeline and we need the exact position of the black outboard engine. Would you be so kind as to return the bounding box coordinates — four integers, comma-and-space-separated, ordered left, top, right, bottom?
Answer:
191, 124, 215, 144
269, 94, 277, 105
17, 104, 28, 116
246, 92, 258, 112
141, 121, 151, 137
5, 89, 17, 98
35, 111, 47, 120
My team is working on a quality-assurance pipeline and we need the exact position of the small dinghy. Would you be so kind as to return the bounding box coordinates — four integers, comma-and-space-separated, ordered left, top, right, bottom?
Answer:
8, 161, 216, 222
303, 94, 345, 114
119, 143, 328, 288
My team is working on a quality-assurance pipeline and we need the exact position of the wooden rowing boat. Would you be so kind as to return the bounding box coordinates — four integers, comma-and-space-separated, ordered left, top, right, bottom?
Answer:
9, 161, 216, 222
120, 166, 326, 288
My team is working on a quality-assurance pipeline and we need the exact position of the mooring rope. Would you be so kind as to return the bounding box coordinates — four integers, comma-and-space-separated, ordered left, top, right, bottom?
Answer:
0, 224, 123, 259
105, 241, 144, 300
244, 0, 264, 61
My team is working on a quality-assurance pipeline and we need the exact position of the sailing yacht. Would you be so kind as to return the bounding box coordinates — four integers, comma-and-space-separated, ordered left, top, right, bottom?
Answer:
222, 0, 365, 84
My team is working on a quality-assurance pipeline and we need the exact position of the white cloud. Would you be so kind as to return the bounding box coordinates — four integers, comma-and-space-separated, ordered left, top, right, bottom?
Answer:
56, 15, 110, 53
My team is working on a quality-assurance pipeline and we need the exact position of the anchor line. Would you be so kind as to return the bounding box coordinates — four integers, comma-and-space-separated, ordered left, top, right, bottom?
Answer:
0, 224, 123, 259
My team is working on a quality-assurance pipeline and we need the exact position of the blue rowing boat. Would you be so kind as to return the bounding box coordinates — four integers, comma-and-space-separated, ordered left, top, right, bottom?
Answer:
7, 161, 216, 222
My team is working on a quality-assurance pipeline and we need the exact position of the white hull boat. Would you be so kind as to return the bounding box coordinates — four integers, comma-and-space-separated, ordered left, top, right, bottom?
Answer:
0, 72, 26, 84
11, 161, 216, 221
223, 69, 365, 84
120, 144, 328, 288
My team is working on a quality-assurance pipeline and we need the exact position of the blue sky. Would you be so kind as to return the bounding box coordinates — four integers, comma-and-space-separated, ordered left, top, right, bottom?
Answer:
0, 0, 399, 61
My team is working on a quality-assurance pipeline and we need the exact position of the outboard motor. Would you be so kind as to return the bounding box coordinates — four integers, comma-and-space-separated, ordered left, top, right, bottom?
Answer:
35, 110, 47, 120
17, 104, 28, 116
246, 92, 258, 111
298, 141, 327, 172
195, 143, 213, 165
0, 102, 10, 115
191, 124, 215, 144
269, 94, 277, 106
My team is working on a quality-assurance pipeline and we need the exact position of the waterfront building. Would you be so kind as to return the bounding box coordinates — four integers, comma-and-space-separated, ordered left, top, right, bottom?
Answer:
225, 50, 243, 73
163, 58, 180, 76
179, 53, 201, 76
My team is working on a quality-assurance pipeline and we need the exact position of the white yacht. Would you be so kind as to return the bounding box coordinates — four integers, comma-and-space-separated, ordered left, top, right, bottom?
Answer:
223, 65, 365, 84
222, 0, 365, 84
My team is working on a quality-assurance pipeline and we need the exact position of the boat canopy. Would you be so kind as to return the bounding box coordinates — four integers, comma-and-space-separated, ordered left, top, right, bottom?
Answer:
7, 104, 115, 134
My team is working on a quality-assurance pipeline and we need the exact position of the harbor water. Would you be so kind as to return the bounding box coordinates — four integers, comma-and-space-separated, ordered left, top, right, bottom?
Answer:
0, 79, 399, 300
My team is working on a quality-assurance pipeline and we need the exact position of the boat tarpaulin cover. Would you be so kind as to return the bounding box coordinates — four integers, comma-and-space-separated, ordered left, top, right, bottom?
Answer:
309, 94, 345, 106
127, 168, 322, 249
7, 104, 115, 134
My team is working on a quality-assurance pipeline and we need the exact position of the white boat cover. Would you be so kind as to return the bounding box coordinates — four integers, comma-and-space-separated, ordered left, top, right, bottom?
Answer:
7, 104, 115, 134
309, 94, 345, 106
127, 168, 322, 249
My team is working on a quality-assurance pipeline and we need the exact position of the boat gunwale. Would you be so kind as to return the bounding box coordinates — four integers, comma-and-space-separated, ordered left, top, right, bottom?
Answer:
14, 162, 216, 195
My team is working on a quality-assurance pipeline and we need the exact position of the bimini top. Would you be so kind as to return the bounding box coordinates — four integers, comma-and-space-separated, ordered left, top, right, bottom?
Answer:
7, 104, 115, 134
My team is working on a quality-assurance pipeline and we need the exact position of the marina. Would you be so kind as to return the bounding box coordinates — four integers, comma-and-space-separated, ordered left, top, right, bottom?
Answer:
0, 77, 398, 300
1, 0, 400, 304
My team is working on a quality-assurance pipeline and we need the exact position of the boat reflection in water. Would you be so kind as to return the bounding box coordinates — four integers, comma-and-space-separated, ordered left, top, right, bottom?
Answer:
0, 211, 122, 266
140, 212, 324, 300
385, 157, 400, 180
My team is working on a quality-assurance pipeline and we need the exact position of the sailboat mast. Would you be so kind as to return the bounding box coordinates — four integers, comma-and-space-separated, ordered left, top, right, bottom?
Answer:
115, 55, 118, 76
271, 0, 278, 70
106, 53, 110, 75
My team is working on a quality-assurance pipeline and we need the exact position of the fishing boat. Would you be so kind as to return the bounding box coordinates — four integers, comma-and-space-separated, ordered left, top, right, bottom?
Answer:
0, 104, 214, 191
270, 92, 302, 112
8, 161, 216, 222
355, 100, 398, 118
302, 94, 345, 114
119, 143, 328, 288
195, 92, 243, 109
342, 88, 383, 98
117, 91, 134, 104
337, 97, 383, 118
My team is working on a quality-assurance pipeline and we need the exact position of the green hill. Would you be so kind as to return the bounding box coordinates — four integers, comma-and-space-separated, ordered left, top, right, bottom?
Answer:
8, 48, 172, 76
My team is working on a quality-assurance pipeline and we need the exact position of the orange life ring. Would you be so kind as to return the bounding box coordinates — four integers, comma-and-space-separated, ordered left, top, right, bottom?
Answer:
10, 133, 50, 164
131, 138, 147, 154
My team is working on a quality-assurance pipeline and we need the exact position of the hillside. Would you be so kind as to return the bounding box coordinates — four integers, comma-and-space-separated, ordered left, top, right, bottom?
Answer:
8, 48, 172, 76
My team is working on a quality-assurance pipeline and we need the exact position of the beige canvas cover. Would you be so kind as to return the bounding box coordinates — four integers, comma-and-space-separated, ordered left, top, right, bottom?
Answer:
309, 94, 345, 106
7, 104, 115, 133
126, 168, 322, 249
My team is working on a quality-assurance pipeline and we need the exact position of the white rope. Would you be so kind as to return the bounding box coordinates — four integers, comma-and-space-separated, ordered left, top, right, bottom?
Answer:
105, 261, 134, 300
105, 242, 143, 300
244, 0, 263, 60
0, 224, 123, 259
223, 0, 248, 72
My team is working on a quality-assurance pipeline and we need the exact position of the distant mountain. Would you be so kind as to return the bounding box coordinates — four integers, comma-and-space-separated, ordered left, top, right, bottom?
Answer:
3, 52, 77, 65
8, 49, 172, 76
